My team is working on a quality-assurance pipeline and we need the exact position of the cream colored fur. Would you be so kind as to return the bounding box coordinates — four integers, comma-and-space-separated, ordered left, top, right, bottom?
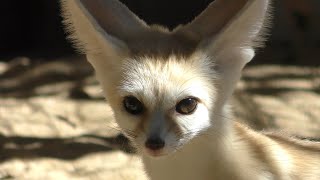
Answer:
60, 0, 320, 179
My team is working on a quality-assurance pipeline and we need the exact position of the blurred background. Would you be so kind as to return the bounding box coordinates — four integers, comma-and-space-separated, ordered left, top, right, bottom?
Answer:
0, 1, 320, 179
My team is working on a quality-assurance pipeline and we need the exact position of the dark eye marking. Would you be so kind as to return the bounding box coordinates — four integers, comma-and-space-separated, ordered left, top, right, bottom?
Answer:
123, 96, 144, 115
176, 97, 198, 115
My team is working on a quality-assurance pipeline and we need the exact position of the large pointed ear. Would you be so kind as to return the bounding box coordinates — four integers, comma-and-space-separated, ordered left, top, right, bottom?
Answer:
60, 0, 149, 61
177, 0, 272, 69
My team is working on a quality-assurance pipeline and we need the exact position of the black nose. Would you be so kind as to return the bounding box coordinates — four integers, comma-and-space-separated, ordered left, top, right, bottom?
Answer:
145, 137, 165, 150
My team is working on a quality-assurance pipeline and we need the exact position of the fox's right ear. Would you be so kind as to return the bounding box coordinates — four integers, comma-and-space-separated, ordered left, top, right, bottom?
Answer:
177, 0, 271, 69
60, 0, 149, 63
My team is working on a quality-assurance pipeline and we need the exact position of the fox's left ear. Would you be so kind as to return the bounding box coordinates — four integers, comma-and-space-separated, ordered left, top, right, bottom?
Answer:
177, 0, 272, 69
60, 0, 149, 68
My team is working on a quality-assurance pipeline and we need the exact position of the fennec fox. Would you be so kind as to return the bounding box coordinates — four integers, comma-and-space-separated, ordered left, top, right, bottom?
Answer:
61, 0, 320, 179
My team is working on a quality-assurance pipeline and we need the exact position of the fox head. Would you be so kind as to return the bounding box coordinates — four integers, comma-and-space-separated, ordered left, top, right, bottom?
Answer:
61, 0, 271, 157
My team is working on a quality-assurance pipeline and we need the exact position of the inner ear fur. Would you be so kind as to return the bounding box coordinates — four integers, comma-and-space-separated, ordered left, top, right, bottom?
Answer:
79, 0, 149, 42
177, 0, 272, 65
60, 0, 150, 56
177, 0, 249, 39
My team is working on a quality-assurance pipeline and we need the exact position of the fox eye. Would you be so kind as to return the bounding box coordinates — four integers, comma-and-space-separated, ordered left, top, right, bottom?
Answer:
123, 96, 144, 115
176, 97, 198, 115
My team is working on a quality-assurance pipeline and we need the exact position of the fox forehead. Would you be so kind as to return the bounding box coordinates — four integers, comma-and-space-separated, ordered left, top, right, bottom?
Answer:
118, 53, 217, 110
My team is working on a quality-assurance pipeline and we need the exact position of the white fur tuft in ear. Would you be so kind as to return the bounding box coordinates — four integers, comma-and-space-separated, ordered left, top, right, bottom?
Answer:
242, 48, 255, 65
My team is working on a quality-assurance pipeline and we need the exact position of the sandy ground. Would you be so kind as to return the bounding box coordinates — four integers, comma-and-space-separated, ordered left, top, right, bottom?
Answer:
0, 57, 320, 179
